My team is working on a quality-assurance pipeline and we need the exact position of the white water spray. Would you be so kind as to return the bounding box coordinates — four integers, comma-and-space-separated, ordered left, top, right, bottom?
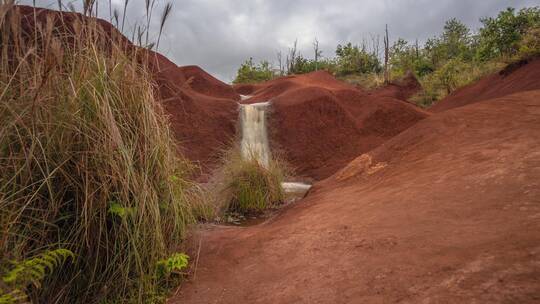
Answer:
239, 102, 271, 168
239, 100, 312, 197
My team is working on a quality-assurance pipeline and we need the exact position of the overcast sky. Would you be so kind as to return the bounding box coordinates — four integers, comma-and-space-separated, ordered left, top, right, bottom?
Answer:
23, 0, 539, 82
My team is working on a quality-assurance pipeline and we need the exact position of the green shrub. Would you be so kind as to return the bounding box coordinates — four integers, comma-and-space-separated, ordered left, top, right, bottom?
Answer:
518, 26, 540, 57
411, 59, 505, 107
233, 58, 275, 84
156, 253, 189, 281
477, 7, 540, 60
339, 73, 385, 90
335, 42, 381, 76
0, 5, 202, 303
215, 149, 286, 215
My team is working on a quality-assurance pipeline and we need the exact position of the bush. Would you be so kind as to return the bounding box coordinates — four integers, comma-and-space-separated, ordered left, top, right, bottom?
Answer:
477, 7, 540, 60
214, 149, 286, 215
518, 26, 540, 57
339, 73, 385, 90
411, 59, 505, 107
335, 42, 381, 76
0, 5, 201, 303
233, 57, 275, 84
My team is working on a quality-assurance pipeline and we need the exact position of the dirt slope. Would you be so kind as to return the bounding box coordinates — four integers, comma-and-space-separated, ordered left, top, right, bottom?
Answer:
236, 71, 429, 180
431, 57, 540, 112
173, 90, 540, 303
369, 72, 422, 101
150, 56, 239, 172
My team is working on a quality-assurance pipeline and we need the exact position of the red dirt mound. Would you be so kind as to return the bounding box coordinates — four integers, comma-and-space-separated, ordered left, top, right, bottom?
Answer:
177, 65, 240, 100
237, 71, 429, 180
174, 89, 540, 304
14, 5, 239, 174
369, 72, 422, 101
431, 56, 540, 112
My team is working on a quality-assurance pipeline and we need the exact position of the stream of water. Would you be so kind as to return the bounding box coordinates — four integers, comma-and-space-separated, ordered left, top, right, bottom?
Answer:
239, 100, 312, 197
239, 102, 271, 168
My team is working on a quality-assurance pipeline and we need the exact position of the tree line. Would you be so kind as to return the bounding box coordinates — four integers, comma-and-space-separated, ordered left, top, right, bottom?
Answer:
233, 7, 540, 106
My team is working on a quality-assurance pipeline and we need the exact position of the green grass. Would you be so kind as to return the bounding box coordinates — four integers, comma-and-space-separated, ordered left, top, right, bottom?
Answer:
213, 149, 286, 215
0, 4, 201, 303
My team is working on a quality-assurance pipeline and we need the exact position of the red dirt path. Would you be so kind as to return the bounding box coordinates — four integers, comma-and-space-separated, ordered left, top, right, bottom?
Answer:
173, 89, 540, 303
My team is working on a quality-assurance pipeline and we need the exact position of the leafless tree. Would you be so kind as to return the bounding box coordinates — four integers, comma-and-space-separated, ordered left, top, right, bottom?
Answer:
313, 38, 322, 70
370, 33, 380, 58
277, 51, 284, 75
415, 38, 419, 59
287, 39, 298, 74
384, 24, 390, 84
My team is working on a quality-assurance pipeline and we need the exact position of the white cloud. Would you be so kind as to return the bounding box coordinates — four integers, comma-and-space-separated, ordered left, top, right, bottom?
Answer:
22, 0, 540, 82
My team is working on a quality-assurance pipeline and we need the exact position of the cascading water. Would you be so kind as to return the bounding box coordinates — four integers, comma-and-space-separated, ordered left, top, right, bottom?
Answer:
239, 99, 312, 198
239, 102, 271, 168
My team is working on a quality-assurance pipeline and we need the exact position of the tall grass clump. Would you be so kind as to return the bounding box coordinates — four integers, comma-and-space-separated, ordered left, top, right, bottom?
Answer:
215, 149, 286, 215
0, 4, 197, 303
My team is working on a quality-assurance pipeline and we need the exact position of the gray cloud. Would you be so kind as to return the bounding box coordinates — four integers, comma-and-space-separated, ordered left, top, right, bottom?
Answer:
22, 0, 539, 82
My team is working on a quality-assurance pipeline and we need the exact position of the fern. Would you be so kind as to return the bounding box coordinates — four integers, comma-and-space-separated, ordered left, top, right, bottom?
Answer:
0, 289, 26, 304
2, 249, 75, 288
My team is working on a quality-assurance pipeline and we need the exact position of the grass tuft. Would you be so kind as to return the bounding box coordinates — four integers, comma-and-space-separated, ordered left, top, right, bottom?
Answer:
213, 149, 286, 215
0, 4, 200, 303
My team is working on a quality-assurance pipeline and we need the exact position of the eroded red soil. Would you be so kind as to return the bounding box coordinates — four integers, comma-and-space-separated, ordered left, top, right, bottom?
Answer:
173, 89, 540, 303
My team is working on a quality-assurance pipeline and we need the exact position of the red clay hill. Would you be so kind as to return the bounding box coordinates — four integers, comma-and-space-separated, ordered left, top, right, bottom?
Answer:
148, 55, 240, 172
235, 71, 429, 180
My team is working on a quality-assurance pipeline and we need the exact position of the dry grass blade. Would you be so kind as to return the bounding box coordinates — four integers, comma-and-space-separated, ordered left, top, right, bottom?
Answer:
156, 2, 172, 50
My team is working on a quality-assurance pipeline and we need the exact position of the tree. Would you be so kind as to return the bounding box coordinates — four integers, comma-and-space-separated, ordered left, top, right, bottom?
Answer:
384, 24, 389, 83
335, 42, 381, 76
442, 18, 472, 59
313, 38, 322, 71
286, 39, 298, 74
478, 7, 540, 60
233, 58, 275, 84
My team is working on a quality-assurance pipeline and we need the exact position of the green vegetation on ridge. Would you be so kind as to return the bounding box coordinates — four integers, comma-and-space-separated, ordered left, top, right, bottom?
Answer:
234, 6, 540, 106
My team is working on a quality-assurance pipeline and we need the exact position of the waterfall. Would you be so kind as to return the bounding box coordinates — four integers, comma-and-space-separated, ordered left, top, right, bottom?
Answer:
239, 102, 271, 168
239, 100, 312, 197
